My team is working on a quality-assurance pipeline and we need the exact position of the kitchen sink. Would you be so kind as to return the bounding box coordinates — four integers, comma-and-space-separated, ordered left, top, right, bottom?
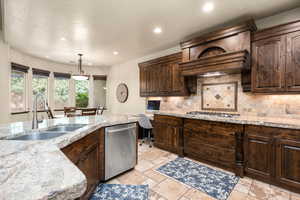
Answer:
8, 124, 87, 141
9, 131, 68, 140
45, 124, 87, 132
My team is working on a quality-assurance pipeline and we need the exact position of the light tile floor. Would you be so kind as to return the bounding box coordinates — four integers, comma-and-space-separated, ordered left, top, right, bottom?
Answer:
106, 145, 300, 200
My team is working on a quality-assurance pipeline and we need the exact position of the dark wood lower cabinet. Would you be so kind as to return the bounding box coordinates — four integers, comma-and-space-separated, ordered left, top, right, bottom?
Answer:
276, 139, 300, 191
62, 130, 101, 200
153, 115, 184, 155
244, 125, 300, 193
244, 129, 274, 181
184, 118, 243, 175
76, 144, 99, 200
153, 114, 300, 194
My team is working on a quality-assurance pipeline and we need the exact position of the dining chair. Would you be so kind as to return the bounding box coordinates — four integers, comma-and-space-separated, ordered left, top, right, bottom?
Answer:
64, 107, 77, 117
81, 108, 97, 116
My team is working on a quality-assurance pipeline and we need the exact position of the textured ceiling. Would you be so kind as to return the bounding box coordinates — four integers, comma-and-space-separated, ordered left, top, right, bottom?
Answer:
3, 0, 300, 67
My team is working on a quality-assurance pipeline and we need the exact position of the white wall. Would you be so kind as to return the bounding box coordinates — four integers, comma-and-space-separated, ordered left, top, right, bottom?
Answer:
256, 7, 300, 30
106, 7, 300, 115
0, 32, 10, 124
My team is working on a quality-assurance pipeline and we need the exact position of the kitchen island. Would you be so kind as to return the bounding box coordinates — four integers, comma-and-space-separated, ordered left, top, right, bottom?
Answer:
0, 114, 139, 200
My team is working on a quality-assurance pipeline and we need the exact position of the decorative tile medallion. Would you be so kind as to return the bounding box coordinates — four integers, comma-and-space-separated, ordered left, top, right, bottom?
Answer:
156, 157, 239, 200
201, 82, 238, 111
90, 184, 149, 200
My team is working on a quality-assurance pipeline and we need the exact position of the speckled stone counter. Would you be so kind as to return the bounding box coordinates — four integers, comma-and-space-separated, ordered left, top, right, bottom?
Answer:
0, 114, 139, 200
153, 111, 300, 130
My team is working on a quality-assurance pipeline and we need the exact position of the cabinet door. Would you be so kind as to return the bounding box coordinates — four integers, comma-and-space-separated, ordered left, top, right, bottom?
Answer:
171, 62, 185, 94
286, 31, 300, 92
244, 134, 273, 180
139, 66, 147, 96
153, 122, 180, 154
153, 122, 168, 148
276, 139, 300, 190
252, 36, 286, 92
159, 63, 172, 94
78, 144, 99, 200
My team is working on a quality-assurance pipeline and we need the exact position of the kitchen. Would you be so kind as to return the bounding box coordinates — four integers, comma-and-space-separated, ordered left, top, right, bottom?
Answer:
1, 1, 300, 200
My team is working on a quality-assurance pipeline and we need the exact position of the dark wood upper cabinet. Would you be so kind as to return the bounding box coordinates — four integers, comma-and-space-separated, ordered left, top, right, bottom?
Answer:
252, 20, 300, 93
138, 52, 190, 97
286, 31, 300, 91
251, 36, 286, 92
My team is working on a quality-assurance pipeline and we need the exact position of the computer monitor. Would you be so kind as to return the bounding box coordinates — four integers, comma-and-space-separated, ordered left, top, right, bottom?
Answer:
147, 100, 160, 110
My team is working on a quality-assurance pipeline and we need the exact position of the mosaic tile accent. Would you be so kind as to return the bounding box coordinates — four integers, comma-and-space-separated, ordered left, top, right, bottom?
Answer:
156, 157, 239, 200
90, 184, 149, 200
201, 82, 238, 111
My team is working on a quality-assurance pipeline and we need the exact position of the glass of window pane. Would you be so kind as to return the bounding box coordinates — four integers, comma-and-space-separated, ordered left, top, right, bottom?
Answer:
54, 78, 69, 109
11, 70, 26, 112
32, 75, 48, 110
75, 80, 89, 108
94, 79, 106, 107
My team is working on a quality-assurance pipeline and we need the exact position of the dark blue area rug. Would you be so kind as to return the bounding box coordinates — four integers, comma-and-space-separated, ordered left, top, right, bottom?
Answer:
89, 184, 149, 200
156, 157, 239, 200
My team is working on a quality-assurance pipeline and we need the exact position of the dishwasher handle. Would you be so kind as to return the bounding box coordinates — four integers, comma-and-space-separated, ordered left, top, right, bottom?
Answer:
106, 124, 136, 134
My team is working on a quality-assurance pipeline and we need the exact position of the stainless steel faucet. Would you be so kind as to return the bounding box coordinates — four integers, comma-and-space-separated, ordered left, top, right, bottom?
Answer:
32, 93, 46, 129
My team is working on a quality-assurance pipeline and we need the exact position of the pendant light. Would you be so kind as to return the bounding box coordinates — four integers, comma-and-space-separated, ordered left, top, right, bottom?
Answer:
72, 54, 89, 80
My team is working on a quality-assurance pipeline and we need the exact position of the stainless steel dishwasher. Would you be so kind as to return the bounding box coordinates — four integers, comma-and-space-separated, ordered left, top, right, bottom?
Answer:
105, 123, 137, 180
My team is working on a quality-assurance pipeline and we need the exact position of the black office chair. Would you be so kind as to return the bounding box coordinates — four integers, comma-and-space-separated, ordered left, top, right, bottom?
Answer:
137, 114, 153, 147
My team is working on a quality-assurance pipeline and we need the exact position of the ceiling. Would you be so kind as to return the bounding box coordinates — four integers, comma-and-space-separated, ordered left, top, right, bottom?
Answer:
2, 0, 300, 67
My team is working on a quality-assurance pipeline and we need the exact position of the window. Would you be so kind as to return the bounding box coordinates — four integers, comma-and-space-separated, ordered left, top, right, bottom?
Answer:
32, 74, 48, 110
75, 80, 89, 108
11, 70, 26, 112
54, 78, 70, 109
93, 75, 107, 107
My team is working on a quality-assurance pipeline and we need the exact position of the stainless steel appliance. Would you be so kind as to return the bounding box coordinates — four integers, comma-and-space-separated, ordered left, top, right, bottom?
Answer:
105, 123, 137, 180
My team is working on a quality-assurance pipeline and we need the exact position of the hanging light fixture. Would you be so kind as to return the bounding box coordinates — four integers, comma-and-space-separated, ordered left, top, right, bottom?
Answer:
72, 53, 89, 80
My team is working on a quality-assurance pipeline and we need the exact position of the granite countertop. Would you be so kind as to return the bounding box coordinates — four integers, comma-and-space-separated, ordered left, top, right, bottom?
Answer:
153, 111, 300, 130
0, 114, 139, 200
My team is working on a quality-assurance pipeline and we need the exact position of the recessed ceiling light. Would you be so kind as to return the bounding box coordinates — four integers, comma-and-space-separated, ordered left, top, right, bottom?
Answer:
202, 2, 214, 13
60, 37, 66, 41
153, 27, 162, 34
113, 51, 119, 55
46, 56, 49, 58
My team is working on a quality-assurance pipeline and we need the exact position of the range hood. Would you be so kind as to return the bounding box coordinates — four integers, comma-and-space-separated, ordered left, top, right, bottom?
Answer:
179, 20, 257, 86
179, 50, 249, 77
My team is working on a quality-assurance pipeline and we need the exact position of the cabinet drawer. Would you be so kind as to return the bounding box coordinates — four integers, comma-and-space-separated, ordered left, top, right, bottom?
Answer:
62, 130, 99, 164
184, 140, 235, 167
246, 125, 300, 141
184, 119, 242, 135
184, 128, 235, 150
154, 114, 183, 126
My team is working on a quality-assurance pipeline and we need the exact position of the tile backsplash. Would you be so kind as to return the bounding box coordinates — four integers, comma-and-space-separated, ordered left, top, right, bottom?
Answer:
148, 74, 300, 119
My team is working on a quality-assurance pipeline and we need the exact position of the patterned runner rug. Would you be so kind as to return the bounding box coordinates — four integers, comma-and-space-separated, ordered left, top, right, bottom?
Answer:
156, 157, 239, 200
90, 184, 149, 200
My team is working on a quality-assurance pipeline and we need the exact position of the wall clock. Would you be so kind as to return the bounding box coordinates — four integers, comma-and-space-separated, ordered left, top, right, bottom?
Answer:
116, 83, 129, 103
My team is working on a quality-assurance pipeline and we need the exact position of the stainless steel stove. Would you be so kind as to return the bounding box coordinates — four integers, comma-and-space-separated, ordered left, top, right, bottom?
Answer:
186, 111, 240, 118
